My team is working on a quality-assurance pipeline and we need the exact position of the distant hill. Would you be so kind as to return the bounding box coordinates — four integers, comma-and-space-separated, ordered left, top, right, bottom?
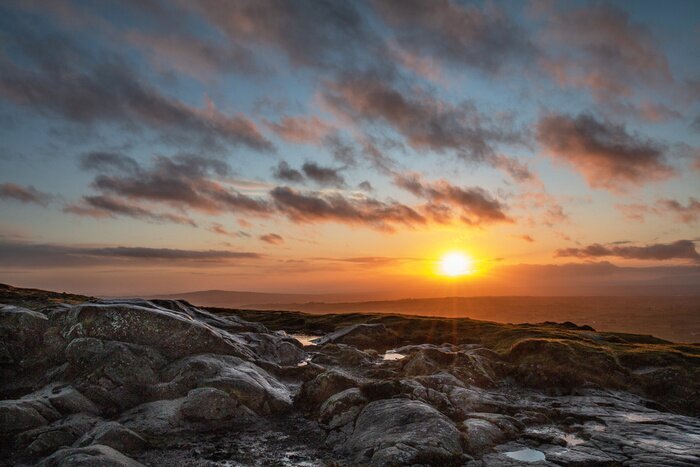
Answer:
150, 289, 355, 308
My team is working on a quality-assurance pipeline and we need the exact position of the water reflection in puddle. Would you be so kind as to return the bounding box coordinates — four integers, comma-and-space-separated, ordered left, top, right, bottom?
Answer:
382, 352, 405, 361
289, 334, 320, 347
504, 449, 546, 462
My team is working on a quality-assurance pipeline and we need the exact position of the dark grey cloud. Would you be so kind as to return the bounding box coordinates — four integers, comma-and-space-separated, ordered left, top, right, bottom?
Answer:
64, 195, 196, 226
272, 161, 304, 183
270, 186, 425, 232
322, 71, 522, 162
536, 113, 675, 191
0, 183, 52, 206
193, 0, 377, 70
324, 134, 358, 166
79, 152, 141, 174
302, 162, 345, 187
208, 223, 251, 238
373, 0, 535, 74
0, 25, 273, 152
358, 181, 373, 192
0, 240, 261, 268
86, 246, 259, 260
78, 153, 270, 216
393, 172, 511, 225
538, 3, 672, 102
691, 115, 700, 133
125, 30, 264, 80
556, 240, 700, 262
260, 233, 284, 245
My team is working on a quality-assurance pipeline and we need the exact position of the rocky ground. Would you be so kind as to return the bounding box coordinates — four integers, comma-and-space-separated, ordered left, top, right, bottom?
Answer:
1, 283, 699, 466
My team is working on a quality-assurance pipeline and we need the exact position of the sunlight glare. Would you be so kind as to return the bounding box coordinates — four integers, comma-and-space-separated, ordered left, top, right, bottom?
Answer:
439, 252, 474, 277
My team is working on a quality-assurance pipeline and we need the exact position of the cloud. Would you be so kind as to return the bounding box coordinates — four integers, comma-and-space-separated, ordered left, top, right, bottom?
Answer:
0, 240, 261, 268
64, 195, 196, 226
266, 116, 333, 144
536, 113, 675, 191
272, 161, 304, 183
0, 26, 273, 152
193, 0, 375, 69
208, 223, 250, 238
518, 235, 535, 243
555, 240, 700, 262
616, 203, 649, 222
514, 191, 569, 227
124, 30, 263, 80
313, 255, 417, 265
270, 186, 425, 232
86, 246, 260, 260
260, 233, 284, 245
373, 0, 535, 74
617, 198, 700, 224
655, 198, 700, 224
489, 154, 535, 183
79, 152, 271, 216
79, 151, 140, 174
0, 183, 52, 206
538, 3, 672, 101
322, 72, 522, 161
393, 172, 511, 225
358, 181, 373, 192
302, 162, 345, 187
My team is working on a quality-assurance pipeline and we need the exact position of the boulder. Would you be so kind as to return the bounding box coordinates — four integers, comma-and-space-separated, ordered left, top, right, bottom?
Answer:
319, 388, 367, 430
118, 399, 184, 437
158, 354, 292, 415
65, 338, 167, 412
76, 421, 146, 455
38, 444, 144, 467
312, 343, 374, 368
180, 387, 238, 421
60, 303, 255, 360
238, 332, 305, 366
0, 305, 49, 366
296, 369, 361, 411
25, 384, 101, 416
15, 413, 101, 457
344, 398, 463, 466
0, 399, 56, 435
461, 418, 505, 456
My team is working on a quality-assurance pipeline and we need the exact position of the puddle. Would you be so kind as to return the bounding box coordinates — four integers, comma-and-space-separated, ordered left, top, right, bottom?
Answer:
504, 449, 546, 462
382, 351, 405, 361
289, 334, 320, 347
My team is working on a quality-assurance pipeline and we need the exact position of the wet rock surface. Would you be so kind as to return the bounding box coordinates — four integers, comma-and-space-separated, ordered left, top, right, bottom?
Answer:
1, 287, 699, 466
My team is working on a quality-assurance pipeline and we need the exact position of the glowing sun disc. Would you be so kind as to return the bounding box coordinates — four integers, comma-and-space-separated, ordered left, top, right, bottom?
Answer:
439, 252, 473, 277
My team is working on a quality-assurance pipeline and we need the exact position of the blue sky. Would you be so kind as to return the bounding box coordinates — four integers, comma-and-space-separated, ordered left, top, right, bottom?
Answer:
0, 0, 699, 295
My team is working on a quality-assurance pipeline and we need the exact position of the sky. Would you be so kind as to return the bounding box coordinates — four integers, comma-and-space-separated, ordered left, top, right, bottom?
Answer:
0, 0, 699, 297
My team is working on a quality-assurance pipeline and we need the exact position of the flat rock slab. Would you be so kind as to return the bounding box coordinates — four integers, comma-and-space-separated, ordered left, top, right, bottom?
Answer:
344, 398, 463, 466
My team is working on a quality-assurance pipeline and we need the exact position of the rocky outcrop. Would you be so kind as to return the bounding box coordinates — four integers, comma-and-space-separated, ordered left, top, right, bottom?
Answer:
1, 290, 698, 466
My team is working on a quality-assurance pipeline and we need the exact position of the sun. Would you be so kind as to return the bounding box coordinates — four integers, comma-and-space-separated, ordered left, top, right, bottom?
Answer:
438, 252, 474, 277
